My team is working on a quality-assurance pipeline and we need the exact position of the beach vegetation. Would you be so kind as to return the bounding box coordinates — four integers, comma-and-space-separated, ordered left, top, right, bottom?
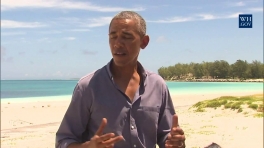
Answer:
237, 108, 243, 113
224, 102, 233, 109
231, 102, 243, 110
197, 130, 215, 135
190, 94, 263, 116
194, 107, 205, 112
248, 104, 258, 110
257, 104, 263, 112
158, 59, 264, 80
254, 113, 264, 118
243, 111, 249, 115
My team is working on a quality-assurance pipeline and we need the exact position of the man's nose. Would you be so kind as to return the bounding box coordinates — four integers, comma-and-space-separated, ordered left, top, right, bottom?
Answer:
114, 37, 123, 48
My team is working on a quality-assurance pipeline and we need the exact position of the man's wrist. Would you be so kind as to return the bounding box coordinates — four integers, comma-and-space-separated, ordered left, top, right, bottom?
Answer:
67, 141, 90, 148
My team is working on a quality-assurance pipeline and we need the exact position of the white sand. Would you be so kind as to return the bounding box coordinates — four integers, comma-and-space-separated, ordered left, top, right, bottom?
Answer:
1, 91, 263, 148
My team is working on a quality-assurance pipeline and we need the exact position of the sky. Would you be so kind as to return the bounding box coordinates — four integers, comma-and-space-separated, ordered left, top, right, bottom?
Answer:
1, 0, 263, 80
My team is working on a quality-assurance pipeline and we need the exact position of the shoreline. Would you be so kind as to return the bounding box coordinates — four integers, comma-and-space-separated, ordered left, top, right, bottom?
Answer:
166, 78, 264, 82
1, 89, 262, 104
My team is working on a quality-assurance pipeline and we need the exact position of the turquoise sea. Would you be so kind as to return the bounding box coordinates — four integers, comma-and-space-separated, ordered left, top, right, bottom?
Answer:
0, 80, 263, 100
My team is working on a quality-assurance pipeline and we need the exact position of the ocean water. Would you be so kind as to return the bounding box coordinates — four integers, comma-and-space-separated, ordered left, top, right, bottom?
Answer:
0, 80, 263, 100
166, 81, 263, 95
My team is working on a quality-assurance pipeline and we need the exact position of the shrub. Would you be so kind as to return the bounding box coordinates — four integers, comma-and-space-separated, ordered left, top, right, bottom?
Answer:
220, 100, 228, 105
249, 104, 258, 110
193, 101, 203, 108
206, 101, 222, 108
239, 96, 253, 101
231, 102, 243, 110
224, 102, 233, 109
254, 113, 264, 118
237, 108, 243, 113
257, 104, 264, 112
247, 101, 252, 105
195, 107, 205, 112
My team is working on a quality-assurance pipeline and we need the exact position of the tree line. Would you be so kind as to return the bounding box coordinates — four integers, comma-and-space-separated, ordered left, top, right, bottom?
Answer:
158, 60, 264, 80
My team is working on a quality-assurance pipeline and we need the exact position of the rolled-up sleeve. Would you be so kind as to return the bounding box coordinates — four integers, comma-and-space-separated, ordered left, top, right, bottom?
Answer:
56, 83, 91, 148
157, 85, 176, 148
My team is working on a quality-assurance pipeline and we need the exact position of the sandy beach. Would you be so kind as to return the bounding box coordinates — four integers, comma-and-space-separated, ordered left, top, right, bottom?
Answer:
1, 91, 263, 148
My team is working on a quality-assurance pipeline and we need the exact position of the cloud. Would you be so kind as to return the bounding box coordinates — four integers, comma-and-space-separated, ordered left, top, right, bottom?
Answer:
147, 12, 246, 23
82, 50, 97, 55
233, 2, 246, 7
226, 12, 243, 18
37, 29, 90, 34
67, 29, 90, 32
59, 17, 112, 28
196, 14, 216, 20
63, 37, 76, 40
1, 20, 46, 28
38, 30, 62, 34
147, 16, 193, 23
1, 0, 145, 12
1, 31, 26, 36
156, 36, 169, 43
37, 38, 50, 42
84, 17, 112, 27
248, 7, 263, 12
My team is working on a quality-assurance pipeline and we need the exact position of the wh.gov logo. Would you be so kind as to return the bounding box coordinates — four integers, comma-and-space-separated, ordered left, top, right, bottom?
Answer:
239, 14, 252, 28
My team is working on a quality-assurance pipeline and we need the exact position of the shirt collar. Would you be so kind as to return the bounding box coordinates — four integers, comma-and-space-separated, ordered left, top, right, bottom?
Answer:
106, 58, 147, 83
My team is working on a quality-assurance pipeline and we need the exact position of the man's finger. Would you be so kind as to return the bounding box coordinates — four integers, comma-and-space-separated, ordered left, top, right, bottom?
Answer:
172, 114, 179, 128
170, 134, 185, 141
171, 127, 184, 135
101, 135, 124, 146
95, 118, 107, 136
95, 133, 115, 143
166, 140, 184, 147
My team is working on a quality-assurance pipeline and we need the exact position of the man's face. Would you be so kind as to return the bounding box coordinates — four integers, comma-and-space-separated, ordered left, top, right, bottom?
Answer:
109, 19, 148, 67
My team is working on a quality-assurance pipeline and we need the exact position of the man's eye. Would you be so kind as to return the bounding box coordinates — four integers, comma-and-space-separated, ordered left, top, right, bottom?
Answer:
110, 36, 117, 39
123, 36, 131, 39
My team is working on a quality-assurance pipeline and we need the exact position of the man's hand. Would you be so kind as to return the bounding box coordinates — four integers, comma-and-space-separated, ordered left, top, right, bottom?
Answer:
165, 114, 185, 148
84, 118, 124, 148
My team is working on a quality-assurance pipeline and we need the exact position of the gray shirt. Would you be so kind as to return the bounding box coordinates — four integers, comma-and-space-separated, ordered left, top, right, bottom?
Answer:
56, 59, 176, 148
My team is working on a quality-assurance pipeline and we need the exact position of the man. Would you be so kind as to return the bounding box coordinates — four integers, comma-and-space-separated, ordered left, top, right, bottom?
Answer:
56, 11, 185, 148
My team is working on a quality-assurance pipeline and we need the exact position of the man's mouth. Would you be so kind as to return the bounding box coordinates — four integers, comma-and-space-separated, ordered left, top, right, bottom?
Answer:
114, 52, 126, 56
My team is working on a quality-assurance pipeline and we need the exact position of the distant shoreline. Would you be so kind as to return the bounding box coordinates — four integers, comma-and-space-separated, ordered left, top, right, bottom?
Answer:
166, 78, 264, 83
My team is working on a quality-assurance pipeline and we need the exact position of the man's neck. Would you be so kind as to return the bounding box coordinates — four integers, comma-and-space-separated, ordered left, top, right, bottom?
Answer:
110, 61, 139, 80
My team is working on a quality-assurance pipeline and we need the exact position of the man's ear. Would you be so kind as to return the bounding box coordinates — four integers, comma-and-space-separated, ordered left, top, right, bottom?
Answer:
140, 35, 150, 49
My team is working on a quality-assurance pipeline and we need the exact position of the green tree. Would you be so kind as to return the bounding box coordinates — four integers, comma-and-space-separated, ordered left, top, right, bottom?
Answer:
201, 62, 212, 78
249, 60, 263, 78
193, 63, 204, 78
232, 60, 249, 79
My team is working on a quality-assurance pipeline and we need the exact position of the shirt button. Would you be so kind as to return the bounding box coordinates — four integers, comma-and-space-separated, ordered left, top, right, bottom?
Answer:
133, 144, 136, 147
131, 125, 134, 129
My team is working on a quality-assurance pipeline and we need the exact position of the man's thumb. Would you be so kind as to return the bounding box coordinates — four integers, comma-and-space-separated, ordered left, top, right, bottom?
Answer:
172, 114, 179, 128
